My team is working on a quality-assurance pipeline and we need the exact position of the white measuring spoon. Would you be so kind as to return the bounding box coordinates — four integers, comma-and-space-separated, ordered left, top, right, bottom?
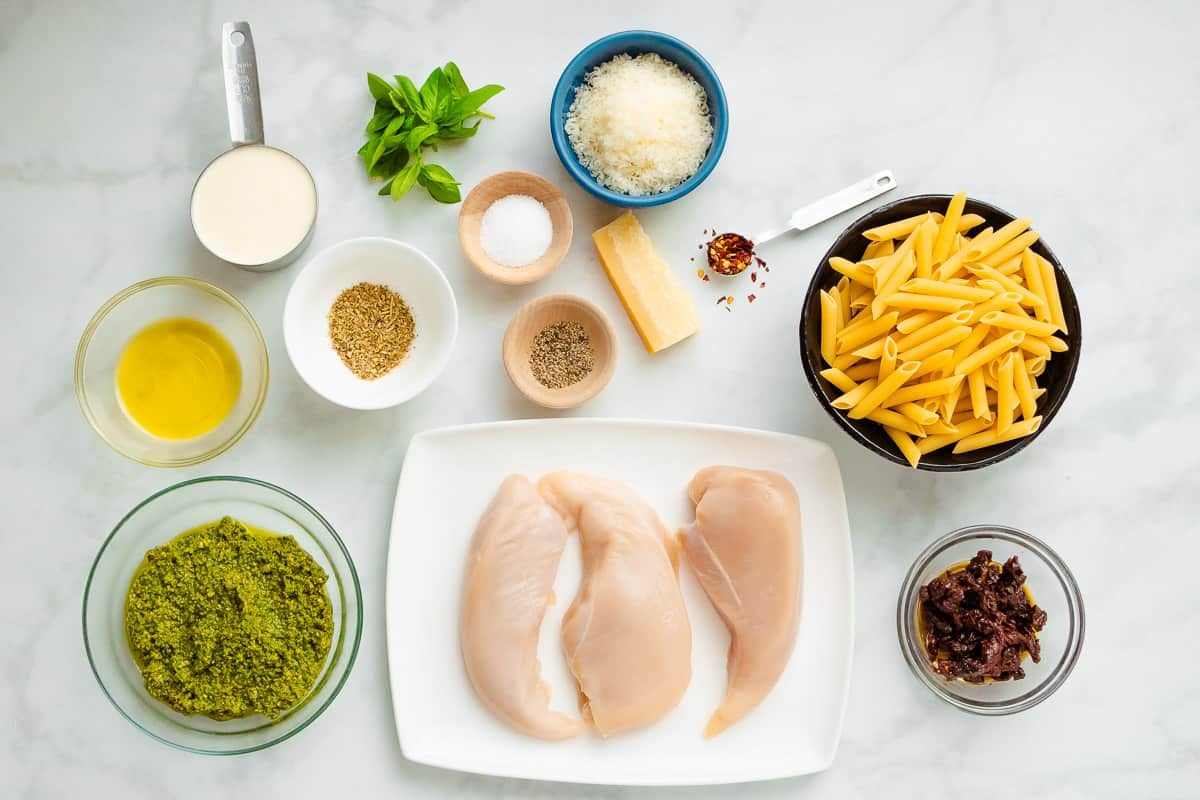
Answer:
754, 169, 897, 246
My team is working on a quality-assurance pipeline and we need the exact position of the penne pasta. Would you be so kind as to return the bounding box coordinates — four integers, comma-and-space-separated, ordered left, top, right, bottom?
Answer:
862, 238, 895, 259
933, 192, 966, 264
837, 311, 901, 353
937, 226, 992, 281
968, 368, 990, 420
917, 416, 992, 453
911, 350, 955, 379
996, 353, 1016, 434
878, 337, 898, 381
870, 410, 925, 438
885, 426, 922, 468
848, 361, 921, 419
896, 310, 940, 334
942, 377, 965, 422
831, 378, 876, 410
898, 326, 972, 362
915, 216, 937, 279
878, 293, 971, 314
983, 230, 1040, 268
843, 361, 879, 382
895, 401, 939, 426
864, 212, 943, 242
819, 290, 839, 366
829, 256, 875, 288
924, 419, 960, 436
900, 278, 994, 303
992, 253, 1024, 275
819, 367, 858, 394
1012, 355, 1038, 421
966, 292, 1024, 324
894, 310, 973, 352
882, 374, 964, 407
979, 310, 1060, 338
956, 213, 986, 233
953, 416, 1043, 454
1035, 253, 1068, 334
954, 330, 1026, 376
966, 264, 1048, 309
962, 218, 1032, 263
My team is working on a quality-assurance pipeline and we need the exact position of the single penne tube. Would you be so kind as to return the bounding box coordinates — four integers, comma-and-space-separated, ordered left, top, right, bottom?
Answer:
916, 416, 992, 453
1012, 355, 1038, 420
831, 378, 877, 410
843, 361, 879, 382
835, 277, 852, 326
1028, 356, 1047, 376
1035, 253, 1069, 334
954, 330, 1026, 376
894, 309, 973, 351
966, 292, 1024, 323
967, 368, 990, 420
839, 305, 877, 336
819, 290, 839, 366
953, 416, 1043, 454
872, 252, 919, 317
874, 235, 918, 294
962, 217, 1032, 262
933, 192, 967, 264
967, 264, 1047, 309
956, 213, 987, 232
979, 310, 1061, 338
1018, 336, 1051, 359
900, 278, 993, 303
819, 367, 859, 394
912, 350, 954, 379
884, 426, 922, 468
895, 401, 939, 426
975, 278, 1007, 294
878, 293, 971, 313
899, 326, 973, 362
896, 310, 940, 334
864, 212, 943, 242
882, 374, 964, 407
915, 216, 937, 279
869, 409, 925, 438
848, 283, 873, 310
848, 361, 921, 419
829, 256, 875, 288
924, 419, 960, 436
996, 353, 1016, 434
982, 367, 999, 391
951, 323, 991, 368
837, 311, 900, 353
984, 230, 1040, 268
862, 238, 895, 259
878, 337, 898, 381
832, 353, 862, 371
1045, 335, 1069, 353
952, 409, 982, 426
1019, 248, 1052, 322
858, 256, 889, 270
921, 397, 942, 413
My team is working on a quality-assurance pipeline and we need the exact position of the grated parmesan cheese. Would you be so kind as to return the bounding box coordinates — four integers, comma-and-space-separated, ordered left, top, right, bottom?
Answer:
565, 53, 713, 196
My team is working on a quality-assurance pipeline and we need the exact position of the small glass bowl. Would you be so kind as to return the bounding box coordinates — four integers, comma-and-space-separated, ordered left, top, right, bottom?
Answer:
74, 277, 269, 467
897, 525, 1085, 715
83, 476, 363, 754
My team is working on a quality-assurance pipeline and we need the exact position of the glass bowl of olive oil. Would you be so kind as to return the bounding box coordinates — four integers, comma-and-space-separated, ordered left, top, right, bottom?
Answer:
74, 276, 269, 467
83, 476, 363, 754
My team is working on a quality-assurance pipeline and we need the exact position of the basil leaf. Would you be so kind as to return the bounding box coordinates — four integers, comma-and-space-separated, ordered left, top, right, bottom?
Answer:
438, 120, 481, 139
377, 176, 395, 196
418, 170, 461, 203
419, 163, 459, 186
367, 72, 394, 102
390, 156, 422, 200
357, 136, 376, 158
443, 62, 469, 97
405, 123, 438, 152
383, 115, 408, 138
393, 75, 425, 118
451, 84, 503, 119
366, 108, 393, 134
369, 148, 408, 180
367, 135, 391, 171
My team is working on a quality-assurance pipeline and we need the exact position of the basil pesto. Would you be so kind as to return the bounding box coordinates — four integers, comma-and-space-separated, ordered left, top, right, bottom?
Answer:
124, 516, 334, 720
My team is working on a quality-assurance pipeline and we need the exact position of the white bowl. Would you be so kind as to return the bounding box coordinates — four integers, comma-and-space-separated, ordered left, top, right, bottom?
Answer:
284, 238, 458, 409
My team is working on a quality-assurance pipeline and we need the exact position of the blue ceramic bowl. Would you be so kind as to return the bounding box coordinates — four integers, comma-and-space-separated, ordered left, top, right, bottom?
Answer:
550, 30, 729, 208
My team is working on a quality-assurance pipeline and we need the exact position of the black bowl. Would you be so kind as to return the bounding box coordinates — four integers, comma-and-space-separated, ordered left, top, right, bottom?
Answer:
799, 195, 1082, 471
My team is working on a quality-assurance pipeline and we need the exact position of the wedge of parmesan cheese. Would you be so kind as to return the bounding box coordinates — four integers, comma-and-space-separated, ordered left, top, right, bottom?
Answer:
592, 211, 699, 354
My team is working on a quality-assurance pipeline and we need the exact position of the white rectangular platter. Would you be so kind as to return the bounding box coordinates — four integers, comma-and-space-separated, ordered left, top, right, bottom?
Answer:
386, 418, 854, 786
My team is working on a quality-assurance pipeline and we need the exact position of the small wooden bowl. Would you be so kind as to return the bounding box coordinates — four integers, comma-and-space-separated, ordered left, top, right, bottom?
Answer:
458, 171, 573, 285
502, 294, 617, 409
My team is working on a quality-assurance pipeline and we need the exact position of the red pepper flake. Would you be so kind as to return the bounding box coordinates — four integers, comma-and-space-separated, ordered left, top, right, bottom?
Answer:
716, 296, 726, 305
760, 281, 766, 288
702, 273, 710, 281
750, 271, 757, 283
748, 293, 757, 303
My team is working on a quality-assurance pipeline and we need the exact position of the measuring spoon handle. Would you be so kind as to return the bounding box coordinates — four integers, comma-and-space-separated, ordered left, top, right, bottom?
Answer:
755, 170, 897, 245
222, 21, 265, 147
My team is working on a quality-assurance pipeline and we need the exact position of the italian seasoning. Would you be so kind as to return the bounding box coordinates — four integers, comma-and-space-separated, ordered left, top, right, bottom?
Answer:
530, 320, 594, 389
328, 281, 415, 380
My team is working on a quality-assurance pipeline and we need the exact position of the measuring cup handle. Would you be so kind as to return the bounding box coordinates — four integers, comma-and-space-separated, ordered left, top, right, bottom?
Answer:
222, 21, 265, 147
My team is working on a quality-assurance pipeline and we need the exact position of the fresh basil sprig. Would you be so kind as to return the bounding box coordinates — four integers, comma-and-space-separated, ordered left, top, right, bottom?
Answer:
359, 63, 503, 204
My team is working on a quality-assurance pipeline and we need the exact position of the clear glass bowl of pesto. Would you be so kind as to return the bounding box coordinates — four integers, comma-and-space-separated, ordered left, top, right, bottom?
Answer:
83, 476, 363, 754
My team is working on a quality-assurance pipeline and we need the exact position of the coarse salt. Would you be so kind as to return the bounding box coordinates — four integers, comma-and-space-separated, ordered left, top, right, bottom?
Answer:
480, 194, 554, 267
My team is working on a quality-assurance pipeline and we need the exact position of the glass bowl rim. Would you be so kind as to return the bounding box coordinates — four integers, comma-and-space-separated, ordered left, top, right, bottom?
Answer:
81, 474, 364, 755
896, 523, 1085, 715
73, 276, 270, 468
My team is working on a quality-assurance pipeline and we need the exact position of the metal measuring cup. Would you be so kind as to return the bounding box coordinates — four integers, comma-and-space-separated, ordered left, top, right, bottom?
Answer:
190, 22, 318, 272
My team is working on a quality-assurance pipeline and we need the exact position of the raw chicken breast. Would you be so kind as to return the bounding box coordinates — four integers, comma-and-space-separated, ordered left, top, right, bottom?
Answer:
539, 473, 692, 737
682, 466, 803, 737
460, 475, 584, 740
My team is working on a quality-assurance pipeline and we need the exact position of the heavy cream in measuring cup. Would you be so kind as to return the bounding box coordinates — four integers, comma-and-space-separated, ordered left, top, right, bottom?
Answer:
190, 144, 316, 267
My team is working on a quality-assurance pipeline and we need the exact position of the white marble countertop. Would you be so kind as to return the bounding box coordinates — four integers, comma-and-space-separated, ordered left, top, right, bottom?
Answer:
3, 0, 1197, 797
